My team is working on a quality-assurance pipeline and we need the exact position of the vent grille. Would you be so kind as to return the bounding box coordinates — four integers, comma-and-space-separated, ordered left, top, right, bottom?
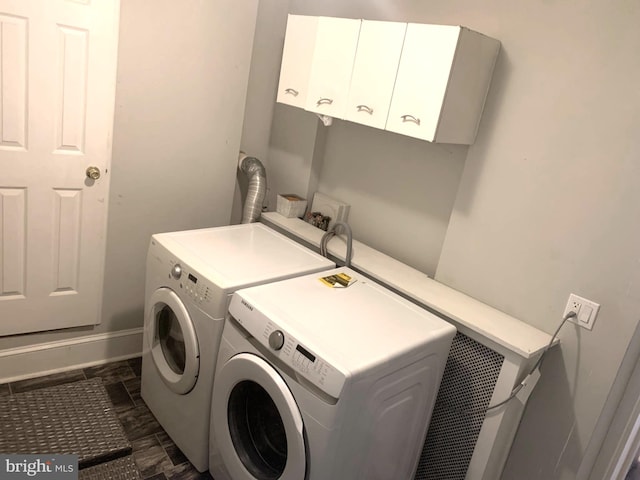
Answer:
414, 332, 504, 480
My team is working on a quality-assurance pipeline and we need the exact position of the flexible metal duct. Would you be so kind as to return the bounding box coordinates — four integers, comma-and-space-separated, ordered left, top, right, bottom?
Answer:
238, 153, 267, 224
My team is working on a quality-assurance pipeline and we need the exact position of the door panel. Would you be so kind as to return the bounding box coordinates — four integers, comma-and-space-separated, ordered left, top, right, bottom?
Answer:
0, 0, 119, 335
0, 187, 26, 296
56, 25, 89, 154
52, 188, 82, 294
0, 13, 27, 149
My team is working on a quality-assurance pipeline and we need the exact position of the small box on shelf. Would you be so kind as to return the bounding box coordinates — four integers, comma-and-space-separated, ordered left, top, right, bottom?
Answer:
309, 192, 350, 231
276, 194, 308, 218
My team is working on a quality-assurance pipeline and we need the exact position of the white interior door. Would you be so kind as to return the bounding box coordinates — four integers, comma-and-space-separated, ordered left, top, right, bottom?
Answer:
0, 0, 119, 335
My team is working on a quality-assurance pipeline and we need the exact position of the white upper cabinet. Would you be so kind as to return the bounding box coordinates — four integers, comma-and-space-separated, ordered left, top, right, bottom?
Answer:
277, 16, 500, 145
304, 17, 361, 119
344, 21, 407, 129
386, 24, 501, 144
276, 15, 319, 109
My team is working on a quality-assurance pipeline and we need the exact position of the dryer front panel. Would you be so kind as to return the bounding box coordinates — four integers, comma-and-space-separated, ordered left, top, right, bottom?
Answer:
210, 353, 307, 480
147, 287, 200, 394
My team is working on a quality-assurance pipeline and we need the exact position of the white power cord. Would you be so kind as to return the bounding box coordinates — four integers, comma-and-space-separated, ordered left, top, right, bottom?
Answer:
452, 310, 577, 415
320, 221, 353, 267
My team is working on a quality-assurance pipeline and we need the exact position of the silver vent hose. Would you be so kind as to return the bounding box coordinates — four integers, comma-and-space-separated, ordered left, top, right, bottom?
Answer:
238, 153, 267, 224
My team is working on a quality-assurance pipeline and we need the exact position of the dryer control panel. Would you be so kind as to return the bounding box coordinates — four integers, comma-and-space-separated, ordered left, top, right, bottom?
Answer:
229, 293, 346, 400
168, 261, 213, 307
183, 270, 213, 305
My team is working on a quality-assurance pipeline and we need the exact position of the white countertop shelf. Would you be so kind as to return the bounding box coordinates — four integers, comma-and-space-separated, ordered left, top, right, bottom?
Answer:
261, 212, 554, 359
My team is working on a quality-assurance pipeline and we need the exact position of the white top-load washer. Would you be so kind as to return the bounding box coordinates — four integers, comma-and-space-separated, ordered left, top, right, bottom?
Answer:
140, 223, 335, 472
209, 267, 456, 480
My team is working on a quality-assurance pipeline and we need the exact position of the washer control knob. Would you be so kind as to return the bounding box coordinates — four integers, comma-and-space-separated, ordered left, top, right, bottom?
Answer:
269, 330, 285, 350
171, 264, 182, 280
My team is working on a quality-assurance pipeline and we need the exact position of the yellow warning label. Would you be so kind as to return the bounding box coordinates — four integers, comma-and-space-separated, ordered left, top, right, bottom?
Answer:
319, 273, 354, 288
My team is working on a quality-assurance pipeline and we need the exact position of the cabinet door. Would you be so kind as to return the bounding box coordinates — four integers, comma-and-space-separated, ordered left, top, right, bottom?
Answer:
344, 21, 407, 129
304, 17, 361, 119
276, 15, 318, 109
386, 24, 460, 141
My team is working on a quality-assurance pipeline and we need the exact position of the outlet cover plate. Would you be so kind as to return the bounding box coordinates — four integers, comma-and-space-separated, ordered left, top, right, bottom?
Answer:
564, 293, 600, 330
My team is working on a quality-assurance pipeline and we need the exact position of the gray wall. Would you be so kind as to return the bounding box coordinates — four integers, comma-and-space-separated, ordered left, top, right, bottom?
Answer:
260, 0, 640, 479
434, 3, 640, 479
233, 0, 294, 223
316, 121, 466, 274
101, 0, 257, 333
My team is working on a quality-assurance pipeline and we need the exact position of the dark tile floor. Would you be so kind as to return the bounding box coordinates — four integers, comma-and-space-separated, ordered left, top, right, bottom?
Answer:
0, 358, 213, 480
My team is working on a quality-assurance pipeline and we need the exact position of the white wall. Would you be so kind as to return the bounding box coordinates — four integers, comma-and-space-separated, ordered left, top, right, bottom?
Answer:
232, 0, 293, 222
264, 0, 640, 478
266, 104, 327, 211
434, 3, 640, 479
101, 0, 257, 331
316, 120, 467, 274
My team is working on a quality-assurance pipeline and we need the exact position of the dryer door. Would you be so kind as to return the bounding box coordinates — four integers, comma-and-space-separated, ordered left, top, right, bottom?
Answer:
147, 287, 199, 394
211, 353, 307, 480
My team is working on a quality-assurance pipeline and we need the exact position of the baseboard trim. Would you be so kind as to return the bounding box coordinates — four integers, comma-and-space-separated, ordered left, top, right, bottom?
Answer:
0, 328, 143, 384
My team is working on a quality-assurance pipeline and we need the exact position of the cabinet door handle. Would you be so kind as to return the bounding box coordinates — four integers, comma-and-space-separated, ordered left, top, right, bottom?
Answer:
284, 88, 299, 97
401, 114, 421, 126
356, 105, 374, 115
316, 98, 333, 106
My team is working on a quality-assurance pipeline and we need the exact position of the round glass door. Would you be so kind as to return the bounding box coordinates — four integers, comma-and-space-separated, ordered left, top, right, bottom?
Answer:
147, 288, 199, 394
211, 353, 307, 480
228, 380, 288, 478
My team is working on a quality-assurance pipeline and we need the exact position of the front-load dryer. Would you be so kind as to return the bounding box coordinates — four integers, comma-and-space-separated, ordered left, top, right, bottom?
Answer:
141, 223, 334, 472
209, 267, 456, 480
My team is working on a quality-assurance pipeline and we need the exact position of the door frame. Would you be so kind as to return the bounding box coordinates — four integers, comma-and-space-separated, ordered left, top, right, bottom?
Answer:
587, 319, 640, 479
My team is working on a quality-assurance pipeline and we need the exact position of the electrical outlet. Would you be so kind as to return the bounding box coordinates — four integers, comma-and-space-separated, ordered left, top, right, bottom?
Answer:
563, 293, 600, 330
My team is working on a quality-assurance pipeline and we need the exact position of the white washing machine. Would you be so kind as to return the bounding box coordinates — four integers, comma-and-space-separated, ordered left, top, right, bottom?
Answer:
140, 223, 335, 472
209, 267, 456, 480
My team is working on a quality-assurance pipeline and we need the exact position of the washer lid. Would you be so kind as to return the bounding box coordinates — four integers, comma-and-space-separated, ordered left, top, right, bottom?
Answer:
229, 267, 457, 377
152, 223, 334, 290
